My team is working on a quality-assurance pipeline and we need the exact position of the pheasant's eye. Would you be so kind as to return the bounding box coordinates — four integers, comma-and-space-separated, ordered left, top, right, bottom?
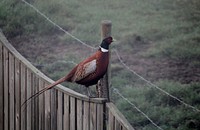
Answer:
108, 37, 112, 42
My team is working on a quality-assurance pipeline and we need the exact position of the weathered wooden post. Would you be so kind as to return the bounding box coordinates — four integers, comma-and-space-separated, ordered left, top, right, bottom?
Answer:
96, 20, 112, 101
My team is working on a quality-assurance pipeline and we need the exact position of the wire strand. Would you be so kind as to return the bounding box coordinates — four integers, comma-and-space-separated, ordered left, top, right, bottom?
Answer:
21, 0, 96, 50
113, 49, 200, 112
112, 87, 164, 130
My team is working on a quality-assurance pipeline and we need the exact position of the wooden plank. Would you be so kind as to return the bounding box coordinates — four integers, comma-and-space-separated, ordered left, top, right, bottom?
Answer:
70, 97, 76, 130
106, 103, 135, 130
77, 99, 83, 130
15, 59, 21, 130
20, 63, 26, 130
34, 76, 39, 130
31, 75, 37, 130
96, 103, 103, 130
9, 53, 15, 130
0, 43, 3, 130
115, 119, 121, 130
3, 48, 9, 130
26, 69, 32, 130
83, 101, 89, 130
51, 89, 57, 130
55, 85, 107, 103
90, 103, 97, 130
63, 94, 69, 130
108, 110, 115, 130
31, 75, 34, 130
122, 127, 128, 130
44, 82, 51, 130
57, 91, 63, 130
39, 79, 45, 130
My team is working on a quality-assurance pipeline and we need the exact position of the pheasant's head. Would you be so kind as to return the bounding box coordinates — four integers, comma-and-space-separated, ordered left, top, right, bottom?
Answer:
100, 37, 115, 51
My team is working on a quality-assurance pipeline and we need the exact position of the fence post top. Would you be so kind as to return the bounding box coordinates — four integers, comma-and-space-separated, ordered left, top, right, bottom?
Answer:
101, 20, 112, 25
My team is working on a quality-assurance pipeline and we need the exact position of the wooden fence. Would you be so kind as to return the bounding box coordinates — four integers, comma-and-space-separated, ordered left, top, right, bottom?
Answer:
0, 31, 134, 130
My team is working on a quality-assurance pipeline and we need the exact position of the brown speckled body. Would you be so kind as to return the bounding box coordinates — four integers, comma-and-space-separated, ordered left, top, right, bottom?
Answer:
66, 49, 109, 87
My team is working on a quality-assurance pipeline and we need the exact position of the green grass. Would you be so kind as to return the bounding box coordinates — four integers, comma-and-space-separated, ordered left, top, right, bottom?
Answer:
112, 80, 200, 130
0, 0, 56, 37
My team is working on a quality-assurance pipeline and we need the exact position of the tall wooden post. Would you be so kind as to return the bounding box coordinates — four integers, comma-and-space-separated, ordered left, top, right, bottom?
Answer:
96, 20, 112, 101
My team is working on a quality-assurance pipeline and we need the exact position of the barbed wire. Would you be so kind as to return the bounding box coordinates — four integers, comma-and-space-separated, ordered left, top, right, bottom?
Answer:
113, 49, 200, 112
112, 87, 164, 130
21, 0, 200, 113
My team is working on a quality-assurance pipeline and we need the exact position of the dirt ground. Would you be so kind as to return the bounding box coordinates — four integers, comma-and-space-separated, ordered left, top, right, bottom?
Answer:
115, 35, 200, 84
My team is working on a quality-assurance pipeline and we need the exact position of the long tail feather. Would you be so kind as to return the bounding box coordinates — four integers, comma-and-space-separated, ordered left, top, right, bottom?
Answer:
21, 76, 68, 109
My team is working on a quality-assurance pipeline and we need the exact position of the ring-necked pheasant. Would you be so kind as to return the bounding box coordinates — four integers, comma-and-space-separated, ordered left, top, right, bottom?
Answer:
22, 36, 114, 107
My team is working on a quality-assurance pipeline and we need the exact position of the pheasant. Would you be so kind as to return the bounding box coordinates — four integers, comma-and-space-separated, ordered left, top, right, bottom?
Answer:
22, 36, 114, 107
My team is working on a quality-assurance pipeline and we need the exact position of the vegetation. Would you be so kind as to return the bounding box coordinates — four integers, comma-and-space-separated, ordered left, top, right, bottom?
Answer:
111, 79, 200, 130
0, 0, 56, 37
0, 0, 200, 129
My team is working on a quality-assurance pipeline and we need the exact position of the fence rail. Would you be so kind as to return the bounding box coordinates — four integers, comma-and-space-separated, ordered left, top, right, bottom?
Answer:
0, 31, 134, 130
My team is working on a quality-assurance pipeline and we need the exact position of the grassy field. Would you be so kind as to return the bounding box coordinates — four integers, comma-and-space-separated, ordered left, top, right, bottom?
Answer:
0, 0, 200, 129
26, 0, 200, 60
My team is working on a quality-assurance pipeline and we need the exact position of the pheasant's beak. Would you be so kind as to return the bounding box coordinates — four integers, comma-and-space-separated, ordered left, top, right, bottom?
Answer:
112, 38, 117, 42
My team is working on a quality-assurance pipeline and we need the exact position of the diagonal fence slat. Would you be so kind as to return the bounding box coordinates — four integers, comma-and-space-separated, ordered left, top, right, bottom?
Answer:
57, 91, 63, 130
9, 53, 15, 130
44, 81, 51, 130
0, 43, 3, 130
106, 103, 135, 130
50, 89, 57, 130
3, 47, 9, 130
20, 63, 27, 130
15, 59, 21, 130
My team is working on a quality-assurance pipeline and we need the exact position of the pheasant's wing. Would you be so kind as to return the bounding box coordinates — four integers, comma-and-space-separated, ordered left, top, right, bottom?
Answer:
72, 59, 97, 82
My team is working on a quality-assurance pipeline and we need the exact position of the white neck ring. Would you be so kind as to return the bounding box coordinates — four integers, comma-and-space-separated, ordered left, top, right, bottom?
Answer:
100, 46, 109, 52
